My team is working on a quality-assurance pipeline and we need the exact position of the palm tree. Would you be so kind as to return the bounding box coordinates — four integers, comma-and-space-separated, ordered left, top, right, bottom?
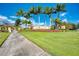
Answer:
22, 20, 28, 24
34, 6, 42, 28
29, 6, 42, 28
29, 6, 35, 25
17, 8, 32, 19
55, 3, 66, 29
29, 6, 35, 14
28, 20, 32, 29
36, 6, 42, 27
23, 12, 32, 29
16, 8, 24, 16
28, 20, 32, 24
54, 18, 61, 29
55, 3, 66, 18
17, 8, 32, 29
15, 19, 21, 27
24, 12, 32, 19
44, 7, 55, 26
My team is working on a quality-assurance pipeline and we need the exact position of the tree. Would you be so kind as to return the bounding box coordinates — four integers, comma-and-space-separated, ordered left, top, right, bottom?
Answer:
21, 19, 28, 28
28, 20, 32, 24
21, 19, 32, 29
55, 4, 66, 29
29, 6, 35, 14
44, 7, 56, 26
28, 20, 32, 29
55, 3, 66, 18
24, 12, 32, 19
16, 8, 24, 16
29, 6, 42, 28
71, 24, 76, 30
54, 18, 61, 29
17, 8, 32, 19
77, 23, 79, 29
24, 12, 32, 28
35, 6, 42, 27
29, 6, 36, 26
22, 20, 28, 25
15, 19, 21, 26
37, 6, 42, 25
66, 23, 76, 30
17, 8, 32, 29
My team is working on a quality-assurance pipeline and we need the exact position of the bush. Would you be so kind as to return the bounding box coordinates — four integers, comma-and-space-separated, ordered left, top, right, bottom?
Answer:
50, 26, 55, 30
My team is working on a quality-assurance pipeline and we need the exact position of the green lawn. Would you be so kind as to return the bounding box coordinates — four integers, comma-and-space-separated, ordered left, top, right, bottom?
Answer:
21, 31, 79, 56
0, 32, 10, 46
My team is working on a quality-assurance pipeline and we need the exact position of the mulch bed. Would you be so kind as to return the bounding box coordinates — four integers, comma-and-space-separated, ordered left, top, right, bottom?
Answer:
31, 29, 64, 32
0, 30, 8, 32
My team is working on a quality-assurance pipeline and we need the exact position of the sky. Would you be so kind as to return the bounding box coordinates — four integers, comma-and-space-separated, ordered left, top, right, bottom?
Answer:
0, 3, 79, 26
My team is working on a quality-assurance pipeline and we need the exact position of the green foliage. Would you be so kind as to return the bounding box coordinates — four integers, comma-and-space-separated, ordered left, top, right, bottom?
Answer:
22, 20, 28, 24
24, 12, 32, 19
71, 23, 77, 30
44, 7, 52, 15
55, 18, 60, 24
50, 25, 55, 30
22, 20, 32, 25
36, 6, 42, 13
16, 4, 66, 29
56, 3, 66, 18
77, 23, 79, 29
28, 20, 32, 24
29, 6, 35, 14
15, 19, 21, 26
56, 3, 66, 12
0, 26, 8, 31
29, 6, 42, 15
66, 23, 77, 30
16, 8, 24, 16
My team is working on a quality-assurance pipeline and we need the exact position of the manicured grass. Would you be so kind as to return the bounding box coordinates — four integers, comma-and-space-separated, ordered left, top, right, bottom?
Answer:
0, 32, 10, 46
21, 31, 79, 56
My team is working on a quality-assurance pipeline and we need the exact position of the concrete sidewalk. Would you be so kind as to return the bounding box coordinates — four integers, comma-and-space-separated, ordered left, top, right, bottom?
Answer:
0, 31, 50, 56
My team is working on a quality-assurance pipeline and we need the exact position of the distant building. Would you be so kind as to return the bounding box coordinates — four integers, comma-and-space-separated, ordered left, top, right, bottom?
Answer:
32, 25, 51, 30
0, 24, 14, 32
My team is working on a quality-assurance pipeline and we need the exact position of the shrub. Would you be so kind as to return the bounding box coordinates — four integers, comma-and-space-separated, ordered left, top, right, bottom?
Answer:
50, 26, 55, 30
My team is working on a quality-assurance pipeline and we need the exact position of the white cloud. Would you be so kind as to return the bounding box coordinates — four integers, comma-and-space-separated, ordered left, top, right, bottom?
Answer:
60, 13, 66, 17
10, 16, 17, 18
0, 15, 8, 20
0, 15, 16, 24
62, 18, 68, 23
7, 19, 15, 23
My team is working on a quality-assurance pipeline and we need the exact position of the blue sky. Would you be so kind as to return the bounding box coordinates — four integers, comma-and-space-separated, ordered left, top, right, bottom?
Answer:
0, 3, 79, 26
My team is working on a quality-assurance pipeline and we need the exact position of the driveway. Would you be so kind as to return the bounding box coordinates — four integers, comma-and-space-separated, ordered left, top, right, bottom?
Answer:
0, 30, 50, 56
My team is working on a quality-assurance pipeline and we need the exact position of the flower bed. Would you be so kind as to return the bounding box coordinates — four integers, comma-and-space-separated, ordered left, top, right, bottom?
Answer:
31, 29, 63, 32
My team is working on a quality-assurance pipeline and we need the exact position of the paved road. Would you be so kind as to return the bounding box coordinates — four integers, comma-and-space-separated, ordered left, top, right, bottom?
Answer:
0, 31, 50, 56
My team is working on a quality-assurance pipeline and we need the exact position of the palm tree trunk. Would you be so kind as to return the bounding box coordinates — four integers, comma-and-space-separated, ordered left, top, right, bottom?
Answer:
38, 15, 40, 29
31, 18, 33, 29
50, 17, 51, 26
56, 12, 60, 30
44, 15, 46, 26
57, 12, 60, 18
49, 15, 51, 27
